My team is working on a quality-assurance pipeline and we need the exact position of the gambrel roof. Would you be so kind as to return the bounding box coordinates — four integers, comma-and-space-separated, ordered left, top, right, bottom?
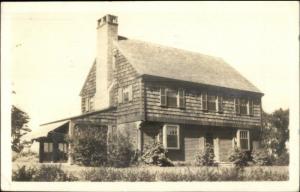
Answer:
116, 37, 262, 94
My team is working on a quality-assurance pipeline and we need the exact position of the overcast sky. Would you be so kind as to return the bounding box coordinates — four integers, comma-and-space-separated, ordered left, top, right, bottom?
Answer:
2, 2, 299, 131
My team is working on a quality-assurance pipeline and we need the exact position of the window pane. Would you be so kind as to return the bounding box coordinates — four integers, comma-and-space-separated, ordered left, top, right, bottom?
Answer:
208, 95, 216, 111
240, 139, 248, 150
167, 135, 178, 148
49, 143, 53, 152
59, 143, 64, 151
167, 90, 177, 107
240, 99, 248, 115
44, 143, 48, 152
123, 92, 129, 102
166, 126, 178, 148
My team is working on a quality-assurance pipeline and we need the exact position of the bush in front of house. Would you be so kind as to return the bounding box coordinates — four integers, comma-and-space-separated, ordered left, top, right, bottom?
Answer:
252, 148, 273, 166
12, 165, 78, 181
12, 151, 39, 163
273, 150, 289, 166
71, 126, 108, 166
12, 165, 37, 181
107, 131, 136, 167
195, 143, 215, 166
33, 164, 78, 181
228, 147, 251, 167
140, 142, 174, 167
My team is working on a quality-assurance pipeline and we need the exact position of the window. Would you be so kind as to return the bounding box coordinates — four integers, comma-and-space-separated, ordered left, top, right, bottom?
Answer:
202, 93, 223, 112
160, 88, 185, 108
44, 142, 53, 153
118, 85, 133, 104
235, 98, 254, 116
58, 143, 68, 153
163, 124, 180, 149
237, 130, 250, 150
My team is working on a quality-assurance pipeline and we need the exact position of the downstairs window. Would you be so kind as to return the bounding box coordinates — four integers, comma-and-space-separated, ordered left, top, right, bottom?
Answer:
163, 124, 180, 149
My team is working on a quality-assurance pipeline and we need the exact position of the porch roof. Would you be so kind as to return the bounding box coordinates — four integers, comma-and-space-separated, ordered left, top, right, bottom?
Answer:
25, 120, 70, 141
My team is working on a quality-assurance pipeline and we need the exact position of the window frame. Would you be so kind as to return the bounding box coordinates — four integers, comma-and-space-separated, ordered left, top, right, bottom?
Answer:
235, 98, 254, 116
202, 92, 223, 113
237, 129, 250, 151
160, 88, 185, 109
163, 124, 180, 150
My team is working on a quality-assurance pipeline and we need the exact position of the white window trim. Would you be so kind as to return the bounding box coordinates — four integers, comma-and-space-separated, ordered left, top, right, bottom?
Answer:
163, 124, 180, 150
236, 129, 250, 151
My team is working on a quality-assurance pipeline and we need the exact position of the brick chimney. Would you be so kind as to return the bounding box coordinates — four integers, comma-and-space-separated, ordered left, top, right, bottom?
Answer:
94, 14, 118, 110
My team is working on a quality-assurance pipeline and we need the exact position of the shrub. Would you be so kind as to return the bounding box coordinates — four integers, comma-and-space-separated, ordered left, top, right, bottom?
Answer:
12, 165, 37, 181
34, 165, 78, 181
228, 147, 251, 167
12, 151, 39, 163
71, 125, 108, 166
12, 165, 78, 181
273, 151, 289, 166
140, 142, 173, 167
107, 131, 136, 167
195, 143, 215, 166
252, 149, 273, 166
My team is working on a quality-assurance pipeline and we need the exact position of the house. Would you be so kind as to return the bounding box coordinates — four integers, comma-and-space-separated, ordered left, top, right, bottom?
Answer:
31, 14, 263, 164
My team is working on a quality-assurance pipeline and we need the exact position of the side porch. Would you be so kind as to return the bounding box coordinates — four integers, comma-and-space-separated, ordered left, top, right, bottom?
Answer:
29, 107, 116, 164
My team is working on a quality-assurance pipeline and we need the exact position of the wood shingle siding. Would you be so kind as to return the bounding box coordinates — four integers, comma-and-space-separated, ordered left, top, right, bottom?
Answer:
114, 50, 144, 123
144, 82, 262, 128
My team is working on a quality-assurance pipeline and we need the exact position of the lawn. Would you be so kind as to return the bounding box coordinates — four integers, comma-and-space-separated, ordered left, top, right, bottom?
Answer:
12, 151, 288, 181
12, 162, 289, 181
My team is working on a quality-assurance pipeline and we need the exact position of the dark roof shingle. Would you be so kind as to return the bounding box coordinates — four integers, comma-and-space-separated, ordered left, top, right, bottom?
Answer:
116, 38, 262, 94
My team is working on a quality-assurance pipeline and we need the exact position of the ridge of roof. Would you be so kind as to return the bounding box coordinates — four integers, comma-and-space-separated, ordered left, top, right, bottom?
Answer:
116, 37, 262, 94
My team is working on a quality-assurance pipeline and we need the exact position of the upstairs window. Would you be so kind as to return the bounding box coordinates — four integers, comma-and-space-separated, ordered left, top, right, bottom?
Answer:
163, 124, 180, 149
235, 98, 254, 116
237, 130, 250, 151
118, 85, 133, 104
202, 93, 223, 113
160, 88, 185, 108
84, 97, 94, 113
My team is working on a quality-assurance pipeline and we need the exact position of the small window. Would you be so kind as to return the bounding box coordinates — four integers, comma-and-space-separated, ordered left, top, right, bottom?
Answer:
163, 124, 180, 149
118, 85, 133, 104
237, 130, 250, 151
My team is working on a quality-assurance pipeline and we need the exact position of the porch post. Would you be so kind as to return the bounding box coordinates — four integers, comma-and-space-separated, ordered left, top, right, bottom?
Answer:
68, 120, 74, 164
135, 121, 143, 152
39, 141, 43, 163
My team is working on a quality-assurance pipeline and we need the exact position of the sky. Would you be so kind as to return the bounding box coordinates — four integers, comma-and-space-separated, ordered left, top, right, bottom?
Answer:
2, 1, 299, 131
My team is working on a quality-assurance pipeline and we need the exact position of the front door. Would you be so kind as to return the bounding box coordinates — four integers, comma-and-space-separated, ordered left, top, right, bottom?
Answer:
205, 133, 219, 162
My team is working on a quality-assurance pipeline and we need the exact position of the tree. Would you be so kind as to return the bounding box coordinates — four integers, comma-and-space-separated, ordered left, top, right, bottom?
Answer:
11, 105, 31, 152
261, 108, 289, 157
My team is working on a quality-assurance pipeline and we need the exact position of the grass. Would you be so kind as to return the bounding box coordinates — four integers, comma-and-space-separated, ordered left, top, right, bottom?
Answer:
12, 162, 289, 181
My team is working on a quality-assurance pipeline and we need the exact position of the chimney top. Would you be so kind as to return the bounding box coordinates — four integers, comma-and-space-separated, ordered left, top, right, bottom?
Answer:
97, 14, 118, 28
